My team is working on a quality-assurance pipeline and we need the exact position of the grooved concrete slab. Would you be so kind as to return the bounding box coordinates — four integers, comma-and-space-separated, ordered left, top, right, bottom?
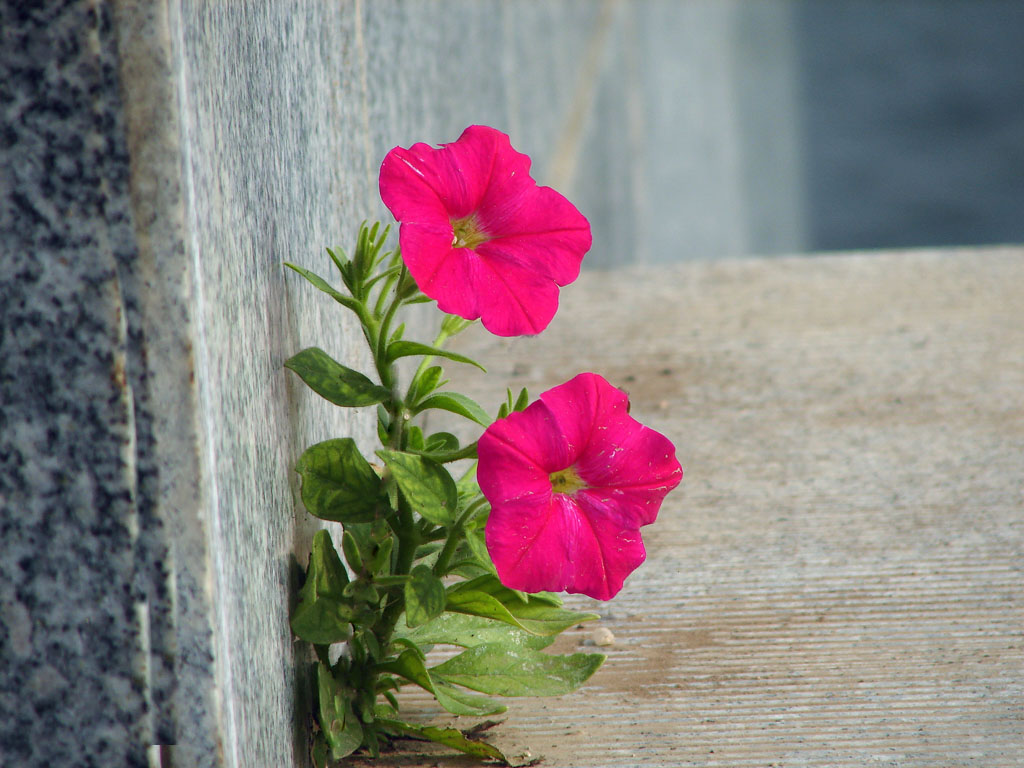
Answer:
366, 248, 1024, 766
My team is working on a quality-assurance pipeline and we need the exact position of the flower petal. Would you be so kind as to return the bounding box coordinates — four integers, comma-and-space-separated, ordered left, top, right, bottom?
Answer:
563, 496, 648, 600
484, 494, 569, 595
472, 251, 560, 336
379, 126, 503, 221
436, 125, 525, 217
379, 126, 591, 337
576, 421, 683, 527
479, 372, 682, 599
485, 493, 647, 601
477, 186, 591, 286
458, 126, 536, 219
477, 402, 573, 495
378, 144, 453, 227
532, 372, 628, 463
396, 227, 559, 335
534, 373, 682, 526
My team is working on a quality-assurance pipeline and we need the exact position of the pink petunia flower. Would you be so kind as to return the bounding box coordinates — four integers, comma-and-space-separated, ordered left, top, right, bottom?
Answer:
378, 125, 592, 337
477, 373, 683, 600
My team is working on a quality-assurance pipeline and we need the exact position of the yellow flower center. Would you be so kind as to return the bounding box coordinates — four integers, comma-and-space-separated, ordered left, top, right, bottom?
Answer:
549, 466, 587, 495
451, 215, 490, 250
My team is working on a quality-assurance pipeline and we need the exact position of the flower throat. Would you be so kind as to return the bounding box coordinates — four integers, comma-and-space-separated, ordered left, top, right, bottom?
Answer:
549, 466, 587, 495
451, 214, 490, 250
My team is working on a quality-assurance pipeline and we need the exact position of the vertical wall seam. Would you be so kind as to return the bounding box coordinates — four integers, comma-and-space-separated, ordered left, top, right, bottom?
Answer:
167, 0, 239, 765
549, 0, 619, 194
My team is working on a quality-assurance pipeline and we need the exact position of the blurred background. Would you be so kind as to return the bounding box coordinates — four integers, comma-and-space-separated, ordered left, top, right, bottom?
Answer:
792, 1, 1024, 256
558, 0, 1024, 266
369, 0, 1024, 267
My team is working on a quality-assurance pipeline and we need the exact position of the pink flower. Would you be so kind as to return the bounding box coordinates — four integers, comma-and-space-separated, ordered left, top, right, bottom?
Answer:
378, 125, 592, 337
477, 373, 683, 600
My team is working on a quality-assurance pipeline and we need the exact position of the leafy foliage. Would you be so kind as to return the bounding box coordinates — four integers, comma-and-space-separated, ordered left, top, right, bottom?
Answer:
291, 530, 352, 645
295, 439, 385, 523
285, 347, 390, 407
286, 223, 606, 764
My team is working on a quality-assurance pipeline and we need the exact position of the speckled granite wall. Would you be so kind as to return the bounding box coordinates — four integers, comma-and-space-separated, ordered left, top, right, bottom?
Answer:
1, 2, 801, 766
1, 3, 151, 766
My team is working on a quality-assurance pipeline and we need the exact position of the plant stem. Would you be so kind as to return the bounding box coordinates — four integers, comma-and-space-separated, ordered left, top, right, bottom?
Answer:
377, 503, 418, 648
432, 500, 487, 577
375, 266, 409, 374
432, 528, 461, 578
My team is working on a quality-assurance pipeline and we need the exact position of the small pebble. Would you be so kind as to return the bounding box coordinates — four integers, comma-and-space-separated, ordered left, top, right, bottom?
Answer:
591, 627, 615, 647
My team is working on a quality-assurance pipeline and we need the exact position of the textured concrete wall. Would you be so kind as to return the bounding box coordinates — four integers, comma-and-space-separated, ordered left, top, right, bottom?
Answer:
1, 2, 803, 766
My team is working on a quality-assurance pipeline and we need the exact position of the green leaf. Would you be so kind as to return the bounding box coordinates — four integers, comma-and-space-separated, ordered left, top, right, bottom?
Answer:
463, 526, 497, 576
285, 347, 390, 407
291, 530, 353, 645
456, 462, 481, 500
387, 340, 486, 372
311, 731, 329, 768
377, 450, 458, 526
309, 530, 350, 594
296, 439, 384, 524
403, 294, 434, 305
404, 565, 446, 628
406, 425, 425, 451
372, 574, 409, 587
446, 559, 491, 580
377, 649, 506, 717
342, 579, 379, 605
432, 644, 605, 697
374, 700, 399, 722
513, 386, 530, 412
324, 245, 349, 275
415, 392, 493, 427
345, 520, 388, 567
440, 314, 474, 336
368, 536, 394, 573
395, 611, 554, 651
362, 267, 394, 296
447, 576, 599, 636
410, 365, 444, 403
284, 263, 361, 313
377, 718, 509, 763
435, 680, 507, 717
445, 590, 525, 633
352, 221, 392, 279
523, 590, 564, 607
405, 443, 478, 464
425, 432, 459, 454
317, 663, 363, 759
414, 540, 444, 561
341, 530, 364, 572
390, 636, 427, 661
357, 627, 382, 662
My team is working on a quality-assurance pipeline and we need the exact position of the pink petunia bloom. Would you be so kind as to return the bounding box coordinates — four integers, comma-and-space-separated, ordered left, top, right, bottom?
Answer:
477, 373, 683, 600
378, 125, 592, 337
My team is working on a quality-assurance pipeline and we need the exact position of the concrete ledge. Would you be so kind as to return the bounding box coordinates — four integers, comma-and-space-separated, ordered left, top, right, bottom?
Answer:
403, 247, 1024, 766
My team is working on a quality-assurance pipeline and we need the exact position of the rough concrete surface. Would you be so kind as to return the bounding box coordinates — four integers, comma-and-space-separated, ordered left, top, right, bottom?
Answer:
359, 248, 1024, 767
